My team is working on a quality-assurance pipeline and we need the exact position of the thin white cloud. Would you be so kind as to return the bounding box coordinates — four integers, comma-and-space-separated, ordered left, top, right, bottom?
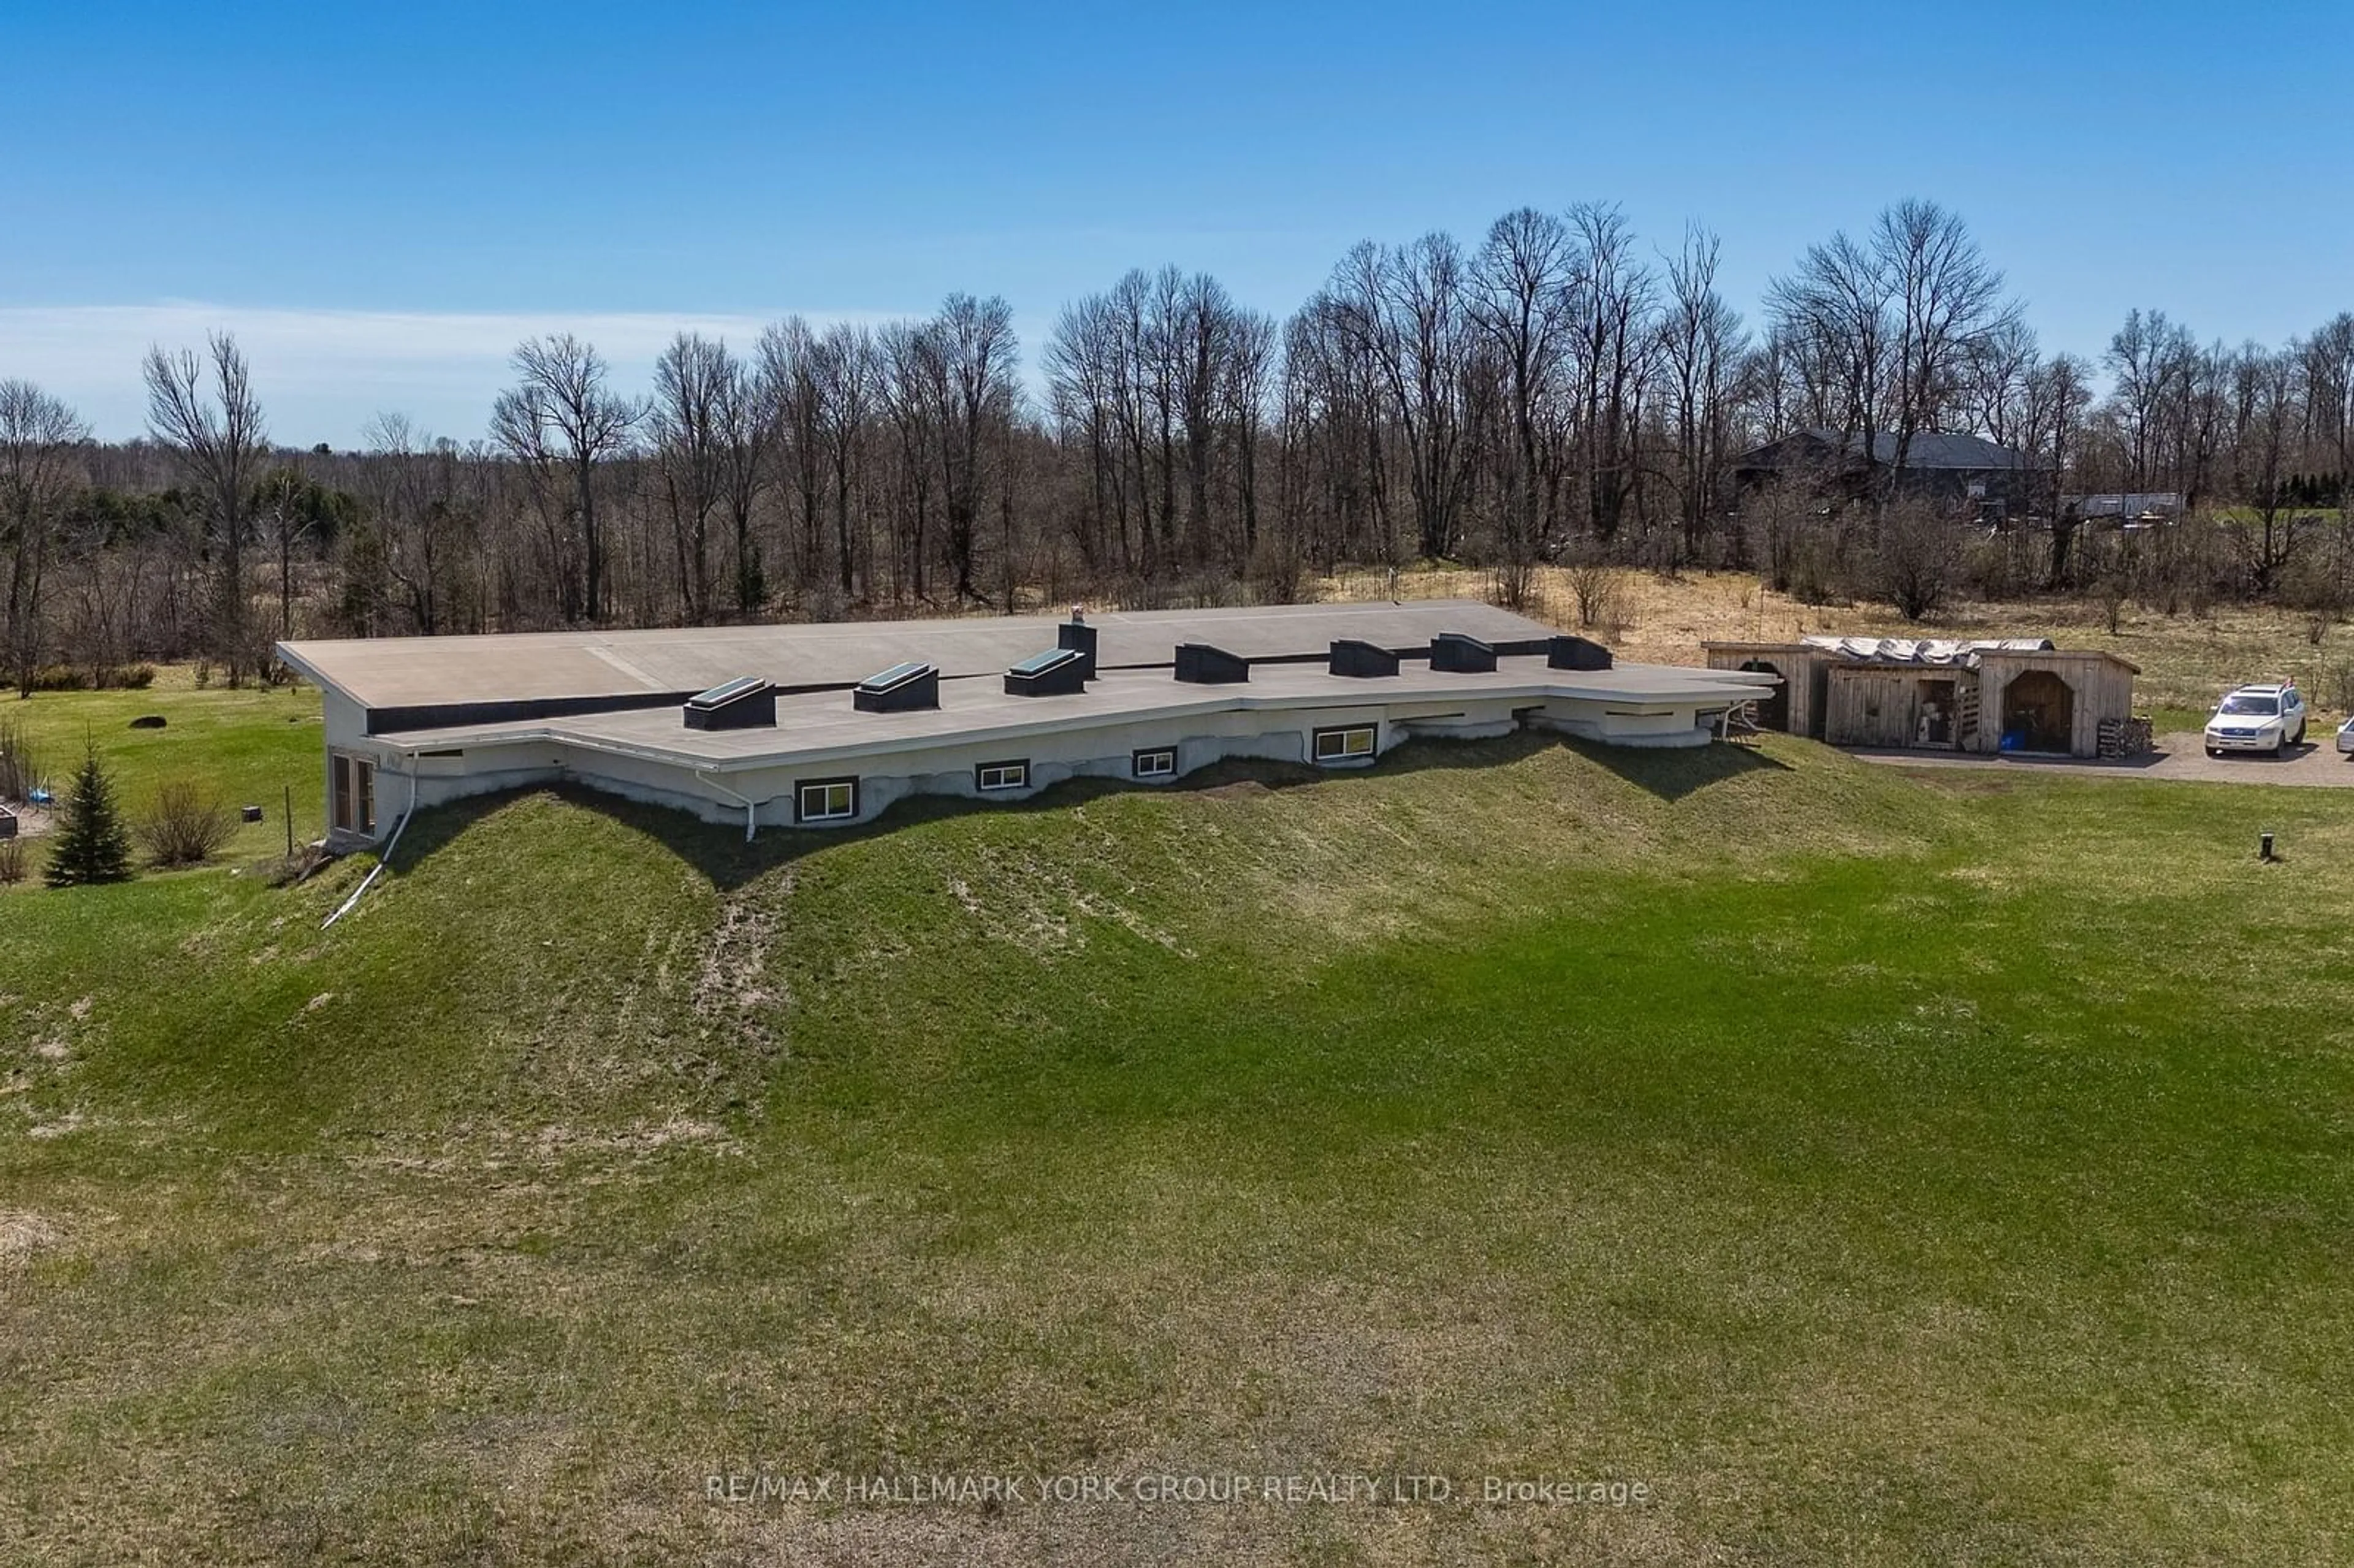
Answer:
0, 302, 898, 448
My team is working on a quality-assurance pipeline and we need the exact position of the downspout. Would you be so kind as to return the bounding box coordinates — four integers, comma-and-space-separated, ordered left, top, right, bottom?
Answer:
697, 767, 758, 842
322, 752, 419, 929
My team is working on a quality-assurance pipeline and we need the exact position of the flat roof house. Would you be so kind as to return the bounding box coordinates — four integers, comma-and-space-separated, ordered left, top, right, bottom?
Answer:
278, 600, 1775, 848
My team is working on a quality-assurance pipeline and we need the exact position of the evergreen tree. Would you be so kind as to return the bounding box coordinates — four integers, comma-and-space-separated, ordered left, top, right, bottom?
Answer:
44, 744, 133, 888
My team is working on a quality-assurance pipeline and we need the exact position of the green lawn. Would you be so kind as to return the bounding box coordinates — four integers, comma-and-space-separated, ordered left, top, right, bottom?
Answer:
1, 671, 324, 875
4, 733, 2352, 1562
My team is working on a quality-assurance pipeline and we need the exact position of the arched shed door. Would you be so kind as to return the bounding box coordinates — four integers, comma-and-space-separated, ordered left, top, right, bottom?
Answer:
2002, 669, 2075, 753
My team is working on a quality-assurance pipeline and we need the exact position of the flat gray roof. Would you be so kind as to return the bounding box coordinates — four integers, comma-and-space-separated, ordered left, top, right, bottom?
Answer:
281, 600, 1569, 711
371, 657, 1775, 772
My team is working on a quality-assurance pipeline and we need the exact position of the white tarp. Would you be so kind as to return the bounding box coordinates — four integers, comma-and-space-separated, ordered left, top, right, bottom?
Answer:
1800, 635, 2054, 666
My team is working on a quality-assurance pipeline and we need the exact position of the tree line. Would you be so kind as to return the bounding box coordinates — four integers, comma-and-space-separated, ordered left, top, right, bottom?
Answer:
6, 197, 2354, 683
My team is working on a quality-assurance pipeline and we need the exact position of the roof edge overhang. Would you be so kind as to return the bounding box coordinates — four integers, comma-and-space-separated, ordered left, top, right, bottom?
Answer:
365, 672, 1770, 776
273, 641, 354, 706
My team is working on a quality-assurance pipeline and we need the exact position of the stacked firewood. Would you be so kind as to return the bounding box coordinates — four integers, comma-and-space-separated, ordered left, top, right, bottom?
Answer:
2098, 716, 2155, 758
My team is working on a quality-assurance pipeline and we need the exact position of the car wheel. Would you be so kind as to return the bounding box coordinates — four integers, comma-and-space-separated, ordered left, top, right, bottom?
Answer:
2295, 721, 2307, 744
2274, 733, 2287, 756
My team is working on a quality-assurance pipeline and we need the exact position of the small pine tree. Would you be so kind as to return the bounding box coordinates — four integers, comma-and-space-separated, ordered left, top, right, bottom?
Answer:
44, 745, 134, 888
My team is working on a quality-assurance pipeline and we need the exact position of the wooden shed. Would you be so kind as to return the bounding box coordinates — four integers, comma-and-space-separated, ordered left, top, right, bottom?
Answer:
1703, 637, 2139, 759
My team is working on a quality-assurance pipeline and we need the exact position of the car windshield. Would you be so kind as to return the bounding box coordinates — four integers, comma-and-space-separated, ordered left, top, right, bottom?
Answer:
2219, 693, 2279, 716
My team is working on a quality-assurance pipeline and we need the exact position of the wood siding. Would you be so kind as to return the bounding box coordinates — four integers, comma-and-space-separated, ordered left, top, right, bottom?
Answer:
1707, 643, 2136, 758
1975, 652, 2136, 758
1704, 647, 1830, 737
1823, 669, 1969, 749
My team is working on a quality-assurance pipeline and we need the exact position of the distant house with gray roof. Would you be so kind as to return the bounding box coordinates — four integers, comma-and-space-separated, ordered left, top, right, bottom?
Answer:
1730, 427, 2039, 519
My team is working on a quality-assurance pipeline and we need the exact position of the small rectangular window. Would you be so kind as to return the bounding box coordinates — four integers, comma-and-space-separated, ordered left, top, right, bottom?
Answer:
1132, 747, 1176, 779
796, 778, 858, 823
1312, 725, 1377, 763
976, 760, 1029, 792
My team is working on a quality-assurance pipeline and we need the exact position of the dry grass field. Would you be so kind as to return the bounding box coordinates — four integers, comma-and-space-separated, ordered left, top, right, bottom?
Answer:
1321, 565, 2354, 733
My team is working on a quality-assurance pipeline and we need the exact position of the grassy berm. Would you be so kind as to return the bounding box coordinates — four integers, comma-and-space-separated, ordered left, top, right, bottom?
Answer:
4, 734, 2352, 1564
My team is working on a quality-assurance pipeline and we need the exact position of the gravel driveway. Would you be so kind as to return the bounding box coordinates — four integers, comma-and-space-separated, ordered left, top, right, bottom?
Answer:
1849, 733, 2354, 788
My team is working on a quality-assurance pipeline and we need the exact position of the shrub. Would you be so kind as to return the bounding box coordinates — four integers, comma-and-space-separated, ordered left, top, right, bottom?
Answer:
1873, 504, 1964, 622
135, 780, 236, 869
0, 838, 24, 886
0, 712, 43, 803
21, 663, 155, 692
2098, 576, 2130, 635
1564, 557, 1632, 637
2322, 658, 2354, 714
45, 747, 134, 888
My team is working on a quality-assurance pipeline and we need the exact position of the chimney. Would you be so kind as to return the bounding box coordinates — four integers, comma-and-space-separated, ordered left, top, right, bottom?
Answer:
1057, 617, 1099, 680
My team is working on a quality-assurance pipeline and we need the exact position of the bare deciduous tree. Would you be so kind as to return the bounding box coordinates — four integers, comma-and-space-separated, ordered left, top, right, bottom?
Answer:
0, 380, 88, 695
1876, 199, 2017, 495
1658, 227, 1746, 559
491, 335, 636, 623
647, 333, 734, 622
1471, 208, 1574, 601
143, 333, 267, 680
924, 294, 1021, 603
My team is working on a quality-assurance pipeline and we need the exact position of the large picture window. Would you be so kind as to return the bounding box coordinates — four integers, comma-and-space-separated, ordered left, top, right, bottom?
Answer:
975, 760, 1029, 792
1312, 725, 1377, 764
331, 753, 376, 834
796, 778, 858, 823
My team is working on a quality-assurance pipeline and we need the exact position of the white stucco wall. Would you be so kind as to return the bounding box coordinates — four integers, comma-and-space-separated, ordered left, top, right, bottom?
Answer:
322, 690, 1723, 843
1529, 698, 1717, 748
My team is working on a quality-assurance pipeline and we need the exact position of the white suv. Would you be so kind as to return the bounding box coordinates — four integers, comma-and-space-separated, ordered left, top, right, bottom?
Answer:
2204, 683, 2306, 756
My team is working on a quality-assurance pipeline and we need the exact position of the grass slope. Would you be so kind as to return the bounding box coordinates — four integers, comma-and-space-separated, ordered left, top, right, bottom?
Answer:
4, 736, 2352, 1564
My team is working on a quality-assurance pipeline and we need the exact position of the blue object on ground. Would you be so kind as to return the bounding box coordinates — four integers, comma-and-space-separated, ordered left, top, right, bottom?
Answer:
28, 787, 52, 804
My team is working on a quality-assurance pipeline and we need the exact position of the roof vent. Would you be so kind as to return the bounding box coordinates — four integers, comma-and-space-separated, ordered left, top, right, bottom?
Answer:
1005, 645, 1088, 697
854, 660, 940, 713
684, 676, 777, 730
1329, 639, 1400, 679
1547, 635, 1613, 672
1430, 633, 1496, 673
1056, 618, 1099, 679
1174, 642, 1250, 683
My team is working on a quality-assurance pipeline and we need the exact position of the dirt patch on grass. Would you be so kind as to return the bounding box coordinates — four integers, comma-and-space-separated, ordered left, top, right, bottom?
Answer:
0, 1209, 61, 1266
695, 875, 790, 1042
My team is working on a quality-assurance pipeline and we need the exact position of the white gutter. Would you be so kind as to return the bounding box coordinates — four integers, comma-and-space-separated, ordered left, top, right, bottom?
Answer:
322, 752, 420, 929
696, 768, 760, 842
372, 670, 1776, 778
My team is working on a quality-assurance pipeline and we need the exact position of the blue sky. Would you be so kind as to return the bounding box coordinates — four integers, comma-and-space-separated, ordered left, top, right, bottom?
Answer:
4, 0, 2349, 446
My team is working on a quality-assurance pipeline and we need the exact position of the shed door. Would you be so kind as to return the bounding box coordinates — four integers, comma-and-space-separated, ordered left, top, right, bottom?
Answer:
1738, 660, 1789, 731
1917, 679, 1957, 747
2002, 671, 2075, 754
